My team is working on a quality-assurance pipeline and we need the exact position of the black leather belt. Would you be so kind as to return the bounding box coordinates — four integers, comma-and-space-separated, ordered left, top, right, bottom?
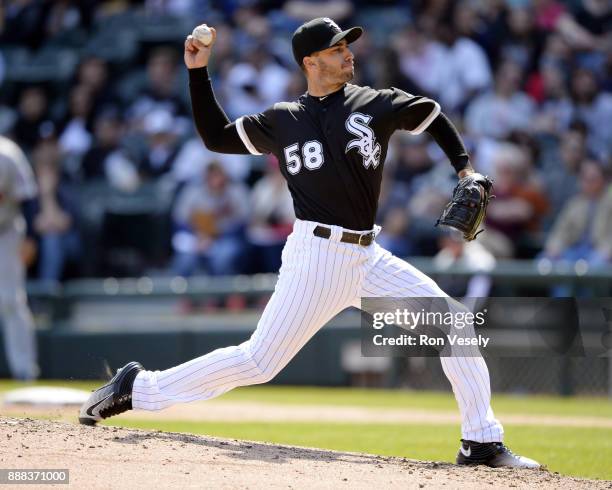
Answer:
313, 225, 375, 246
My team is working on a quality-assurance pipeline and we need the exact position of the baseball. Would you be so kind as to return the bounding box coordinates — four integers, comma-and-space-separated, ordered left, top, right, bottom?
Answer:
192, 24, 213, 46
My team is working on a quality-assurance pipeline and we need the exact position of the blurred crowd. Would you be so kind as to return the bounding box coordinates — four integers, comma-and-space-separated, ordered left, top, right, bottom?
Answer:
0, 0, 611, 281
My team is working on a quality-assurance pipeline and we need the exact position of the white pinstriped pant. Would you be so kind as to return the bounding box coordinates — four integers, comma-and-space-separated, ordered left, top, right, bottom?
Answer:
132, 219, 504, 443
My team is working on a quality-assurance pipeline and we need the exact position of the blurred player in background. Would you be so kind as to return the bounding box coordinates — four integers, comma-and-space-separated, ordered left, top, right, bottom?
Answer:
0, 135, 39, 380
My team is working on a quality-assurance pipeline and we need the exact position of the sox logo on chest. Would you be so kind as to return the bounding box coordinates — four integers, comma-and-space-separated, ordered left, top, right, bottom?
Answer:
345, 112, 381, 169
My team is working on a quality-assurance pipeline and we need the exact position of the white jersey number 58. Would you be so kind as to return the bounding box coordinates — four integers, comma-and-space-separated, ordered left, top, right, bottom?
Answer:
284, 140, 324, 175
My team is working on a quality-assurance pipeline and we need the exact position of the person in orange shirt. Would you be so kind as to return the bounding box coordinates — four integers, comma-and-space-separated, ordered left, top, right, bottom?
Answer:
481, 144, 549, 258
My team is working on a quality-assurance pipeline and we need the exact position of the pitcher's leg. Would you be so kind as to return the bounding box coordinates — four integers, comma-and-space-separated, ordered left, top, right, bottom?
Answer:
439, 356, 502, 442
133, 236, 361, 411
361, 245, 503, 443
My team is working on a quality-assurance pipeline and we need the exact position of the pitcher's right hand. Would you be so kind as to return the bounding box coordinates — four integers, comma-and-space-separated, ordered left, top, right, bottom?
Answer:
184, 27, 217, 69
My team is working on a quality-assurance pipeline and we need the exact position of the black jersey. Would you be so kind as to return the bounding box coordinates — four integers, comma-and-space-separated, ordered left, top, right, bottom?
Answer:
236, 84, 440, 231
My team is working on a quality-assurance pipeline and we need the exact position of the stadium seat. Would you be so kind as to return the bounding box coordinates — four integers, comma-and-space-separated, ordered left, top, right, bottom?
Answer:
82, 28, 138, 64
5, 47, 79, 83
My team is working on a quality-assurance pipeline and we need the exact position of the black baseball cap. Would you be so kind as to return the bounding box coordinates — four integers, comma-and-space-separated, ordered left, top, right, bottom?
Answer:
292, 17, 363, 66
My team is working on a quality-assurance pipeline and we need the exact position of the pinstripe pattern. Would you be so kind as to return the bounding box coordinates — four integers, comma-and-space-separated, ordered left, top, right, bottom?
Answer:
132, 220, 503, 443
132, 220, 365, 410
359, 243, 503, 443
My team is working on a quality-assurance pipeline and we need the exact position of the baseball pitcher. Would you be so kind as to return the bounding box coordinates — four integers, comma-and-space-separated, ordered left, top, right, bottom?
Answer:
79, 18, 538, 469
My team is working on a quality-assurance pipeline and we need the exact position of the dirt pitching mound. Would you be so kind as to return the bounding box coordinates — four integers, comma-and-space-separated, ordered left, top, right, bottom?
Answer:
0, 417, 608, 489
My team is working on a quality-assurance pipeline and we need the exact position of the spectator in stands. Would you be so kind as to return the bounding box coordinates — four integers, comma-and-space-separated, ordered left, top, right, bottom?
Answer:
127, 46, 190, 135
75, 56, 117, 115
45, 0, 83, 40
81, 108, 140, 191
57, 84, 95, 169
30, 138, 81, 281
529, 62, 574, 135
0, 0, 49, 50
10, 87, 53, 153
497, 5, 543, 74
568, 67, 612, 160
540, 124, 587, 223
171, 162, 249, 276
391, 133, 435, 190
544, 160, 611, 264
539, 32, 573, 75
573, 0, 612, 38
434, 229, 496, 298
171, 136, 252, 186
465, 60, 535, 140
406, 161, 458, 256
230, 7, 273, 56
433, 2, 493, 114
139, 109, 181, 180
247, 156, 295, 273
223, 45, 292, 119
375, 45, 430, 97
481, 144, 549, 258
534, 0, 603, 50
395, 25, 448, 102
249, 46, 292, 108
376, 206, 416, 257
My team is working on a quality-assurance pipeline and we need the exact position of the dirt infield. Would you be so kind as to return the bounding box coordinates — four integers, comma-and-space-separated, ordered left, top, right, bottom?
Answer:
1, 417, 609, 489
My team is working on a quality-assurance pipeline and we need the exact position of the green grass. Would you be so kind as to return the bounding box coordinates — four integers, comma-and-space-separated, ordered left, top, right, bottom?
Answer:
2, 381, 611, 418
217, 386, 612, 418
2, 380, 611, 480
0, 379, 97, 393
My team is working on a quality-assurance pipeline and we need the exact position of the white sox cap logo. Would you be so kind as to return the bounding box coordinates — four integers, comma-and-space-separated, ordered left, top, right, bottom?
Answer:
323, 18, 341, 33
345, 112, 381, 169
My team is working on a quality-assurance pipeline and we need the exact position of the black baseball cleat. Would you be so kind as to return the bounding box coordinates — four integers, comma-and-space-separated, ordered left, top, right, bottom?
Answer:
79, 361, 143, 426
456, 440, 540, 469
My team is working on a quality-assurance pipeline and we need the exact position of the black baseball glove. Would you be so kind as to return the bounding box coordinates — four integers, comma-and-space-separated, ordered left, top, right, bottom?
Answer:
436, 173, 494, 241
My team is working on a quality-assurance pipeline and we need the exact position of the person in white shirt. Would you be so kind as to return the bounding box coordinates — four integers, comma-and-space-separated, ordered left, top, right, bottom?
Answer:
465, 60, 535, 139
